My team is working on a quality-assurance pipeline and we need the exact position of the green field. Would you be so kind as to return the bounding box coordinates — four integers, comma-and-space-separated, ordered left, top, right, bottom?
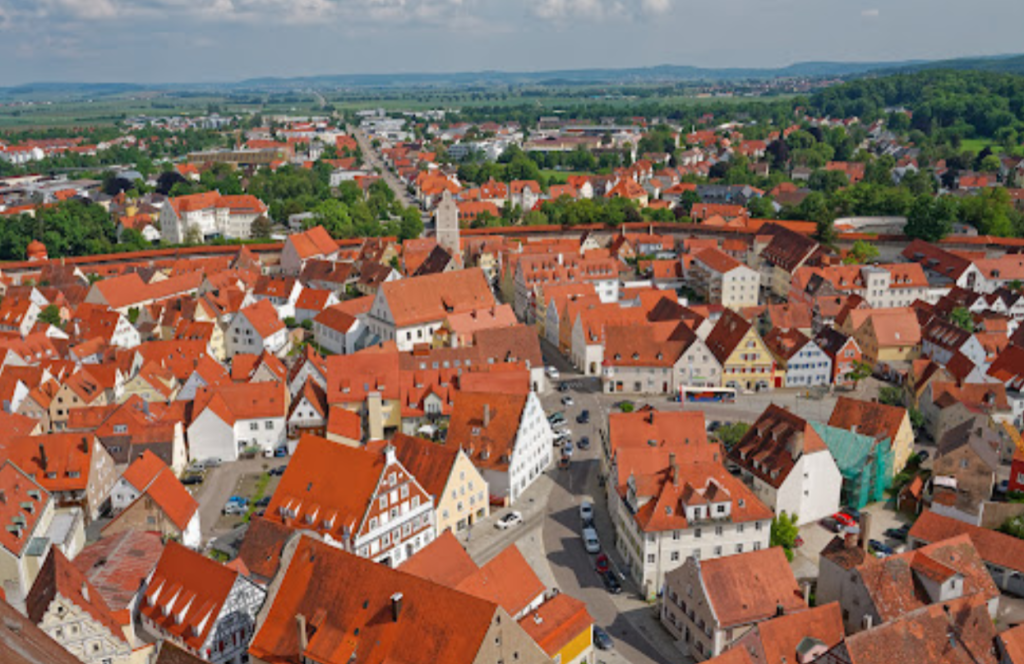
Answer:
959, 138, 998, 154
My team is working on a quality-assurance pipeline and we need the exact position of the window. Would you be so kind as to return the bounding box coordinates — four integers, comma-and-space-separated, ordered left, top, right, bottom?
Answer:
401, 484, 409, 499
671, 551, 680, 562
647, 554, 656, 564
265, 420, 274, 430
250, 422, 259, 431
379, 496, 387, 509
694, 528, 701, 539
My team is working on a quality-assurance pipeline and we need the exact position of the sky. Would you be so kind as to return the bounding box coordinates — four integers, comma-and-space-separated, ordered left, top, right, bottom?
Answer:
0, 0, 1022, 85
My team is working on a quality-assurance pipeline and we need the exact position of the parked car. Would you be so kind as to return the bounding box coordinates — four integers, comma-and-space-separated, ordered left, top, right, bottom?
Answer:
997, 479, 1009, 494
833, 512, 857, 529
916, 450, 930, 463
582, 527, 600, 554
578, 436, 591, 450
227, 496, 248, 505
869, 539, 895, 557
495, 511, 523, 530
595, 553, 610, 574
577, 410, 590, 424
181, 473, 204, 486
222, 502, 247, 516
554, 427, 572, 438
562, 441, 574, 457
274, 446, 288, 457
820, 516, 839, 532
708, 420, 722, 432
269, 465, 287, 477
561, 395, 574, 407
841, 506, 862, 523
884, 524, 911, 541
548, 411, 566, 425
579, 500, 594, 522
204, 458, 223, 468
558, 456, 571, 470
600, 570, 622, 594
546, 366, 560, 380
558, 382, 570, 392
593, 626, 614, 650
255, 496, 271, 508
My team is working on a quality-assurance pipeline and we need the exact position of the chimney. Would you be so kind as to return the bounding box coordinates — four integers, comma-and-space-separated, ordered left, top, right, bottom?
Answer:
483, 403, 491, 428
802, 582, 812, 606
81, 583, 89, 603
844, 530, 858, 550
859, 512, 872, 551
295, 614, 309, 652
788, 431, 805, 460
861, 614, 873, 631
367, 391, 384, 442
669, 453, 678, 484
775, 602, 785, 617
390, 592, 403, 622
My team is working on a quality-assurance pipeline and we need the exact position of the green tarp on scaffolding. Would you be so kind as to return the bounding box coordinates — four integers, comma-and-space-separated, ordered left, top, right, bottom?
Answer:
810, 421, 894, 510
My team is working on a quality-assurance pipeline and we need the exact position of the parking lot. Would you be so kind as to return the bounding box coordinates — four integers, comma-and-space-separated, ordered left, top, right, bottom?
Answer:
191, 456, 290, 545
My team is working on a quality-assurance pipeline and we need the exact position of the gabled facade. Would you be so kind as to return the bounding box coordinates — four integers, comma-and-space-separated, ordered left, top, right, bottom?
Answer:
267, 435, 436, 567
728, 405, 842, 526
140, 542, 266, 664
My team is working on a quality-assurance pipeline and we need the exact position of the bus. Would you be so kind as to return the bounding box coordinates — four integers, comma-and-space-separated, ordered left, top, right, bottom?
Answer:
678, 386, 737, 403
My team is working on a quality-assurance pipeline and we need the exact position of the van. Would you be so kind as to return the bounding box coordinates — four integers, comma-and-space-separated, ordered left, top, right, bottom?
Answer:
582, 527, 600, 554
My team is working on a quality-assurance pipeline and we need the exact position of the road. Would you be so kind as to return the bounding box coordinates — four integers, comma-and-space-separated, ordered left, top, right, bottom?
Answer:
350, 125, 419, 210
453, 346, 688, 664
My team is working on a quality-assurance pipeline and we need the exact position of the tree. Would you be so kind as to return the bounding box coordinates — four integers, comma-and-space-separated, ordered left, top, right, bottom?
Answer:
950, 307, 975, 332
904, 195, 954, 242
878, 385, 905, 407
399, 206, 424, 241
746, 196, 775, 219
844, 240, 880, 265
309, 199, 353, 239
38, 304, 62, 328
848, 361, 873, 384
770, 512, 800, 562
250, 215, 273, 240
716, 422, 750, 449
979, 154, 1002, 173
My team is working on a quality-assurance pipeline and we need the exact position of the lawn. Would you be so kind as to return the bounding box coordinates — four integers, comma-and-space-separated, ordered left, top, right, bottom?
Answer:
959, 138, 998, 154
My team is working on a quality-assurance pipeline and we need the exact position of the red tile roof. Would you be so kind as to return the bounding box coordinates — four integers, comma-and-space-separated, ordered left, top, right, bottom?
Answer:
73, 531, 163, 617
248, 536, 499, 664
699, 547, 805, 628
27, 548, 127, 644
287, 226, 339, 260
0, 461, 49, 557
237, 298, 285, 338
141, 542, 241, 651
192, 381, 287, 425
517, 593, 593, 657
908, 510, 1024, 575
380, 268, 495, 327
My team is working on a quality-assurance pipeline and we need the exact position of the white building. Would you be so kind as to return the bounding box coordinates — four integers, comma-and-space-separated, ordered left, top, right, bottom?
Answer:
225, 299, 289, 358
447, 391, 553, 505
187, 382, 288, 462
611, 452, 773, 599
727, 405, 843, 526
366, 268, 495, 352
159, 191, 268, 243
690, 247, 760, 310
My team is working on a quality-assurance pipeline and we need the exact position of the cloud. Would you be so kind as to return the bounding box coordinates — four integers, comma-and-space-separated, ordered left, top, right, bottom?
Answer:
531, 0, 670, 21
0, 0, 474, 28
861, 8, 879, 18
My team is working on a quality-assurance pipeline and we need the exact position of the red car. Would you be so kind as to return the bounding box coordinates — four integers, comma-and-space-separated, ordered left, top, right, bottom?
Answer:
595, 553, 610, 574
833, 512, 857, 529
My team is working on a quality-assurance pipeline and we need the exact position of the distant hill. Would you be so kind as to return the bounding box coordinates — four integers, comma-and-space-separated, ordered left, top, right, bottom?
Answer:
2, 54, 1022, 98
234, 61, 931, 89
879, 53, 1024, 76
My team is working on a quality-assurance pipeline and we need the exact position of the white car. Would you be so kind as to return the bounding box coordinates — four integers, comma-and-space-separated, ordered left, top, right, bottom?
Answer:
579, 500, 594, 522
561, 395, 574, 406
582, 527, 601, 554
546, 366, 560, 380
495, 511, 523, 530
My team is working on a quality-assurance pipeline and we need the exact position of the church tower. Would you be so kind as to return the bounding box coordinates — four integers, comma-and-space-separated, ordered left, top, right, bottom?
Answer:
435, 189, 460, 256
